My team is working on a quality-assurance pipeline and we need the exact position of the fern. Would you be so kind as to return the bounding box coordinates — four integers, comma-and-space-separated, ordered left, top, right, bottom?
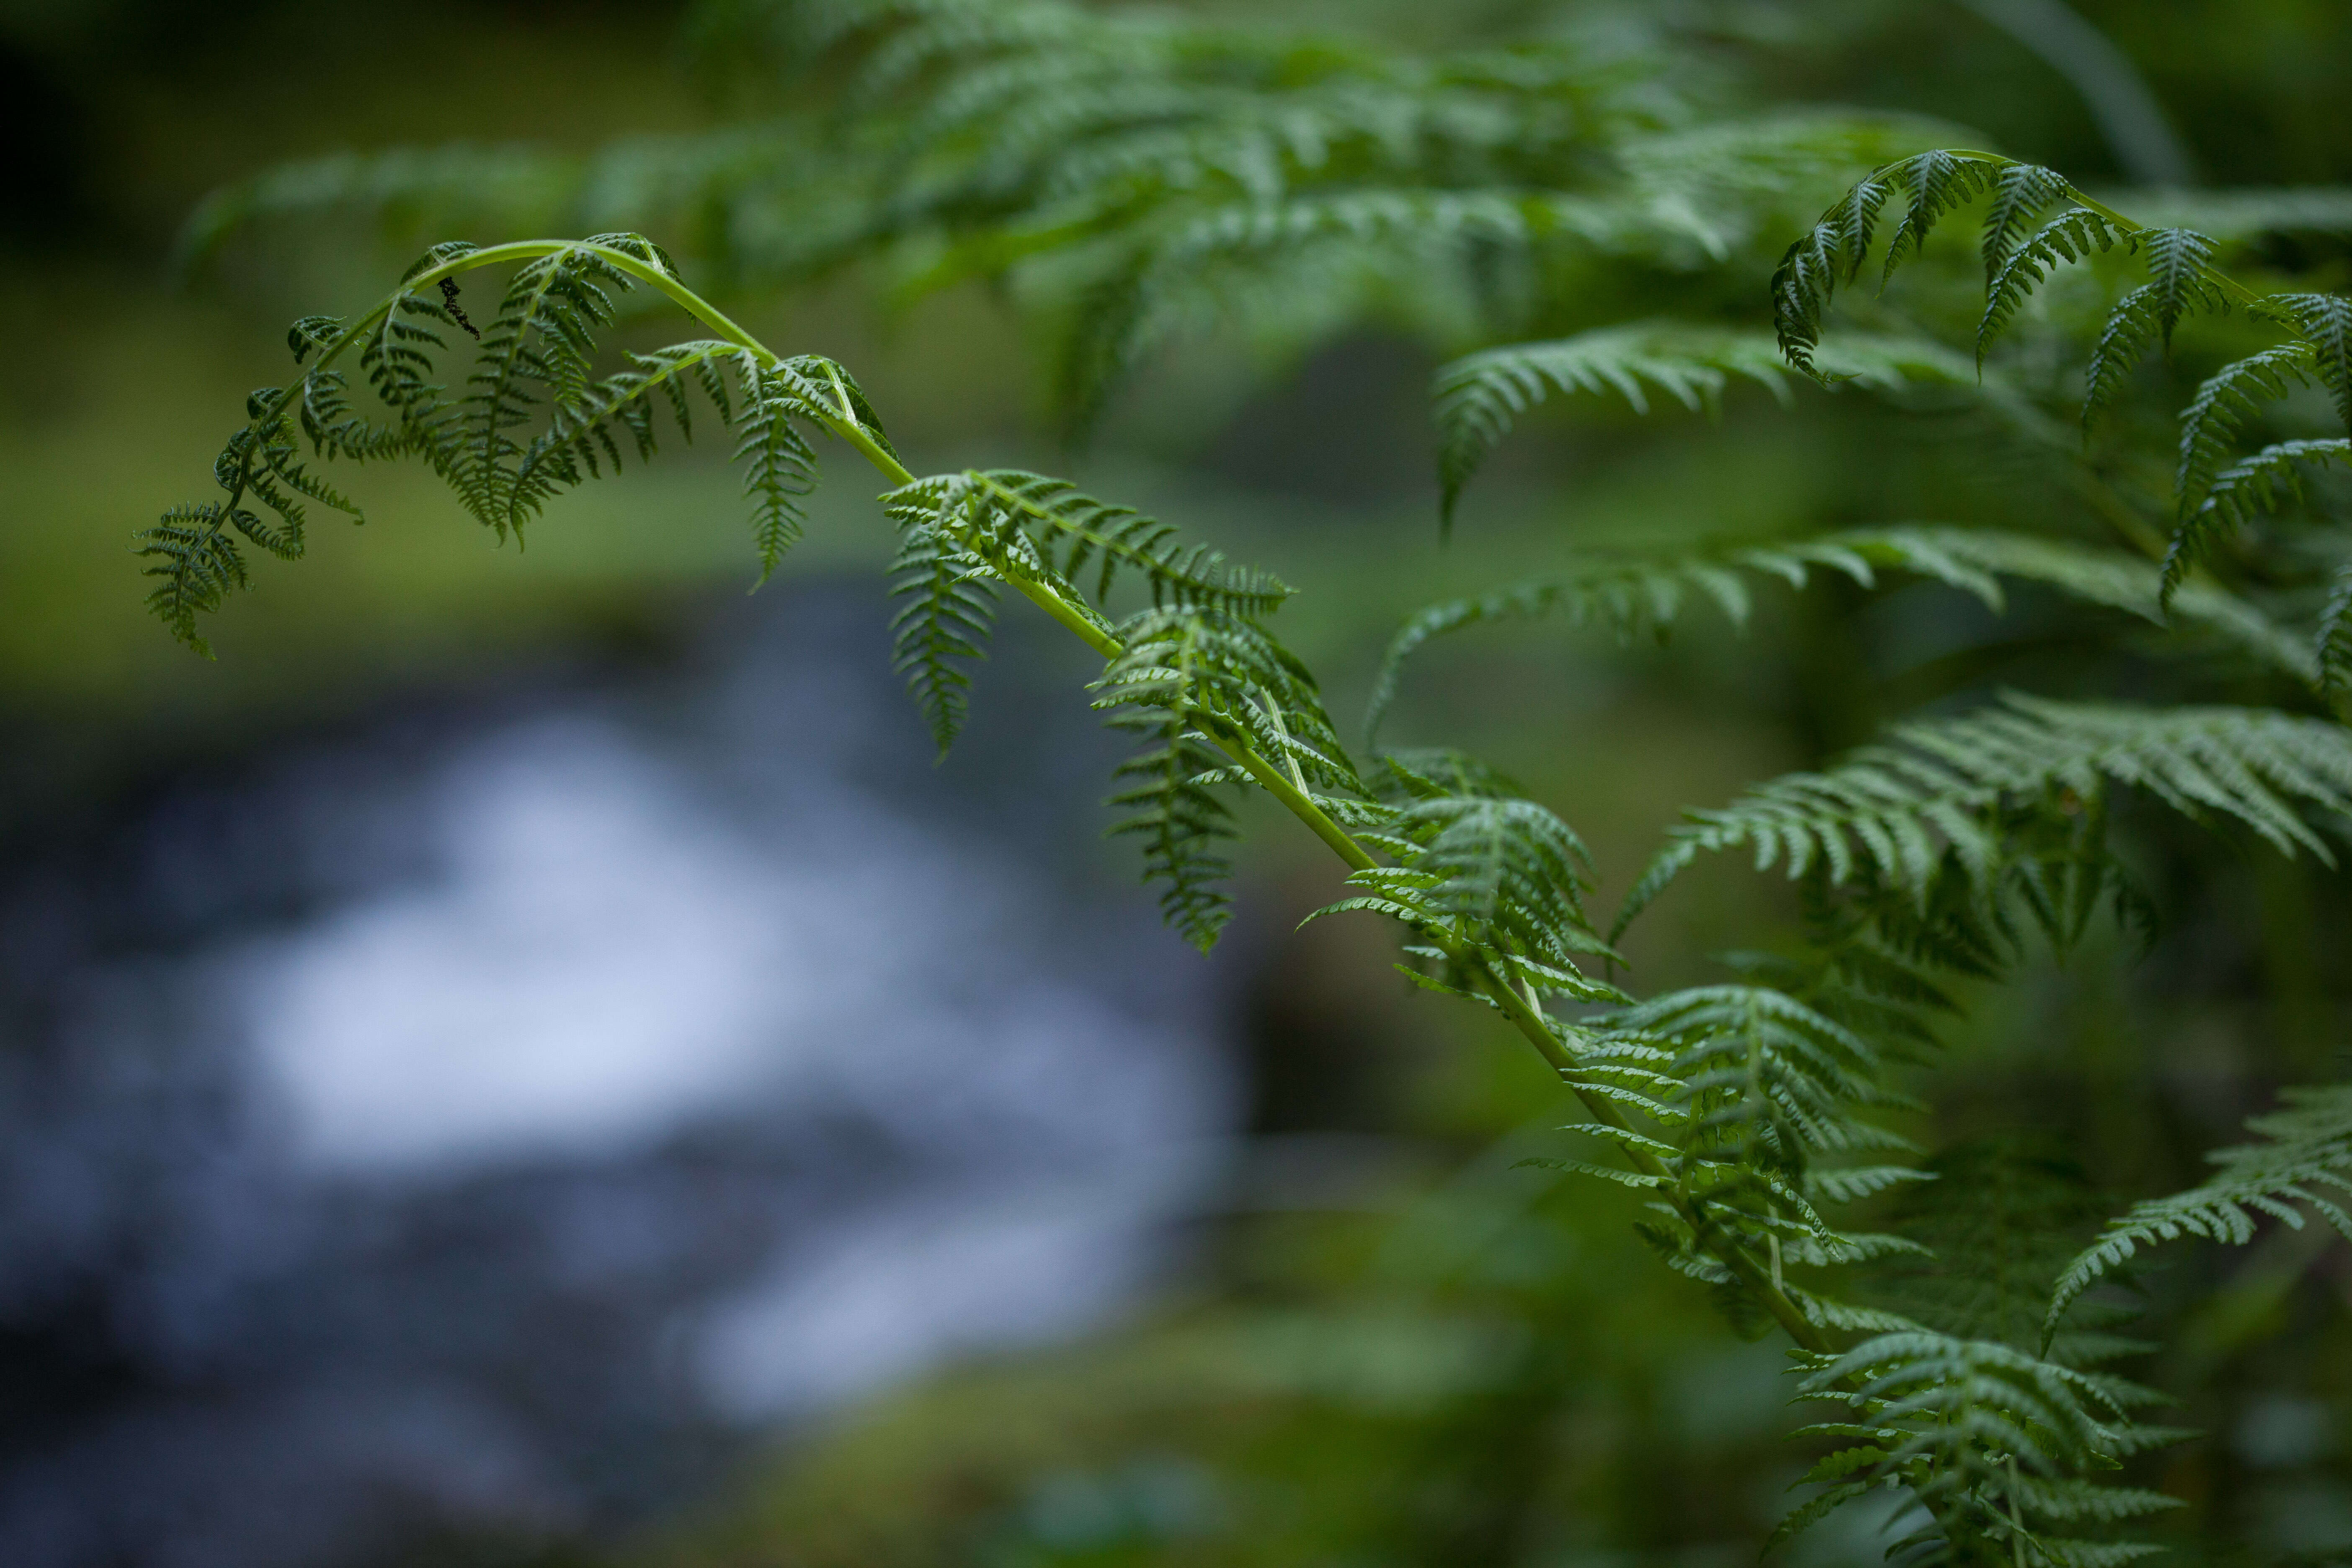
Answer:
2050, 1082, 2352, 1328
2171, 341, 2321, 528
884, 518, 1000, 757
1327, 764, 1622, 1008
1091, 612, 1248, 950
135, 237, 887, 655
1432, 327, 2053, 529
885, 469, 1292, 618
1782, 1330, 2178, 1568
191, 2, 1964, 436
1366, 525, 2317, 743
2080, 229, 2230, 428
149, 31, 2352, 1560
1977, 207, 2127, 367
1616, 694, 2352, 939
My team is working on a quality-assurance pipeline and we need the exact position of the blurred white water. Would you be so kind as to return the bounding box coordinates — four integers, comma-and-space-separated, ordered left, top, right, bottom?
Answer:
0, 588, 1241, 1566
231, 709, 1223, 1415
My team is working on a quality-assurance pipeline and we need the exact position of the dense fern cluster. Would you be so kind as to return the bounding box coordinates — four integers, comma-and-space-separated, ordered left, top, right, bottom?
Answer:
1769, 148, 2352, 688
185, 0, 1974, 438
150, 3, 2352, 1562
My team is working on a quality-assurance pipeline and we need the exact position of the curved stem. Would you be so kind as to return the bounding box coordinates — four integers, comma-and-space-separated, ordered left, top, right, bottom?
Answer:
294, 237, 1836, 1355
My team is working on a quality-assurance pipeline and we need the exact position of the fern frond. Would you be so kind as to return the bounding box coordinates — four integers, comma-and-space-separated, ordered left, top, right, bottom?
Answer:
1616, 694, 2352, 940
2161, 436, 2352, 606
142, 237, 855, 650
455, 244, 652, 538
1774, 155, 2073, 379
2082, 229, 2229, 428
1880, 149, 1999, 281
1785, 1330, 2178, 1567
1980, 162, 2076, 281
136, 507, 252, 658
2050, 1081, 2352, 1328
885, 520, 1001, 758
1344, 795, 1617, 999
1432, 324, 1792, 527
1090, 605, 1342, 952
2323, 563, 2352, 694
2279, 291, 2352, 433
1979, 208, 2126, 367
1611, 985, 1910, 1167
1431, 326, 2047, 527
1368, 526, 2314, 743
2173, 341, 2318, 524
737, 363, 824, 580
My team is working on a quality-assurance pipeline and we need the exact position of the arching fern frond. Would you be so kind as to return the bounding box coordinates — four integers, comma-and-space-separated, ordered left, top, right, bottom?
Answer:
1331, 788, 1620, 1005
884, 518, 1000, 758
1977, 207, 2126, 367
2050, 1081, 2352, 1330
1980, 162, 2076, 281
1616, 694, 2352, 940
1092, 604, 1362, 952
137, 237, 865, 653
1093, 614, 1246, 952
2282, 291, 2352, 433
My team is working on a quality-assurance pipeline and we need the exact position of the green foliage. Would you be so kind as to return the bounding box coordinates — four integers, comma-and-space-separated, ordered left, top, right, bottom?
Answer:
1331, 757, 1622, 1007
1784, 1330, 2179, 1568
185, 0, 1970, 439
2050, 1084, 2352, 1328
1779, 150, 2351, 699
150, 10, 2352, 1560
1431, 327, 2048, 529
139, 235, 880, 655
1367, 525, 2317, 743
1615, 695, 2352, 941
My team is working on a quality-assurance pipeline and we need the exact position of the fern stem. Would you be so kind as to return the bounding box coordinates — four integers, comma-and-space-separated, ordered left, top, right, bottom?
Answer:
805, 322, 1835, 1351
280, 241, 1836, 1357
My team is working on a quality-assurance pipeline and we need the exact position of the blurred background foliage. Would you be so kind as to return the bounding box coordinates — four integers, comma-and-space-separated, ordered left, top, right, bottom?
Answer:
4, 1, 2351, 1565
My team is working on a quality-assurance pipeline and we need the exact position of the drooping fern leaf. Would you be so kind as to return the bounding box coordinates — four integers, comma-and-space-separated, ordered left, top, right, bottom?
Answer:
2050, 1081, 2352, 1329
2080, 228, 2230, 429
138, 237, 881, 654
1780, 1150, 2185, 1559
1089, 605, 1360, 952
883, 517, 1001, 758
1093, 614, 1244, 952
1328, 771, 1621, 1008
886, 470, 1292, 618
1977, 207, 2126, 368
